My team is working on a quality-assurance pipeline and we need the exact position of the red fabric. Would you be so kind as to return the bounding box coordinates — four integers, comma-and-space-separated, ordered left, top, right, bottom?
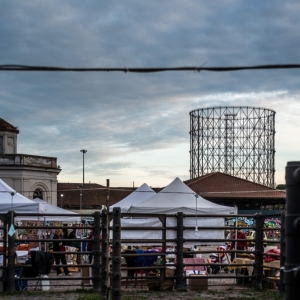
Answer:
86, 233, 102, 251
230, 231, 248, 250
264, 249, 280, 262
217, 246, 226, 258
183, 258, 206, 271
86, 232, 94, 251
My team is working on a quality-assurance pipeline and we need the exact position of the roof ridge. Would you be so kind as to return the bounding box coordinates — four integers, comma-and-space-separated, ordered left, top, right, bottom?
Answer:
184, 172, 219, 184
185, 172, 277, 191
0, 118, 19, 133
218, 172, 276, 190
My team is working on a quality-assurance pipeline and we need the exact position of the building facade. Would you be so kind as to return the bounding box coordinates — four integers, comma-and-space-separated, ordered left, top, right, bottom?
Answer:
0, 118, 61, 205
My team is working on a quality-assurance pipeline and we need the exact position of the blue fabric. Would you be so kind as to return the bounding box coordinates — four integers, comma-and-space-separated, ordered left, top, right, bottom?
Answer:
81, 241, 86, 252
133, 249, 144, 265
142, 250, 158, 267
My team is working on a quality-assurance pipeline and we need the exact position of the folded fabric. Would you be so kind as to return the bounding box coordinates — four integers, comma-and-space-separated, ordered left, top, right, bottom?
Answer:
264, 249, 280, 262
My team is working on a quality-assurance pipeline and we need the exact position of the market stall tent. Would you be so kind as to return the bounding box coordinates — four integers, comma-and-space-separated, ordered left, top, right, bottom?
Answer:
0, 179, 40, 214
119, 177, 237, 246
110, 183, 156, 212
130, 177, 236, 214
0, 179, 80, 222
32, 198, 81, 222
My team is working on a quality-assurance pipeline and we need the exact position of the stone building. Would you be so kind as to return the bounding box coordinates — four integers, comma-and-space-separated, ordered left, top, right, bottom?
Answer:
0, 118, 61, 205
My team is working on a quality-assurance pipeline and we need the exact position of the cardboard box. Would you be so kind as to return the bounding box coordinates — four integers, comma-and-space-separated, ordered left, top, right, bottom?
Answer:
81, 266, 94, 285
68, 266, 79, 272
189, 275, 208, 290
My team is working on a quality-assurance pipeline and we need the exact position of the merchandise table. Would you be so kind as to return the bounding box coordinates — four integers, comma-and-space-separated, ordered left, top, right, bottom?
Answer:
232, 258, 280, 283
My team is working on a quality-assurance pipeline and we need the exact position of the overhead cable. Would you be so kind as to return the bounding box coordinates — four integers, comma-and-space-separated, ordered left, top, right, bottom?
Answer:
1, 64, 300, 73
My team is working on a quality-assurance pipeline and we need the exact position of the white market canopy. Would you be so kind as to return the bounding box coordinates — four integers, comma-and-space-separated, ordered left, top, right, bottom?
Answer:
110, 183, 156, 212
0, 179, 40, 214
32, 198, 81, 222
0, 179, 80, 222
120, 177, 237, 246
129, 177, 236, 214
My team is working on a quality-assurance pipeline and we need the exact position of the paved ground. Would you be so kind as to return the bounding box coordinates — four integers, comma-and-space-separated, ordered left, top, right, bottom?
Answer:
0, 286, 281, 300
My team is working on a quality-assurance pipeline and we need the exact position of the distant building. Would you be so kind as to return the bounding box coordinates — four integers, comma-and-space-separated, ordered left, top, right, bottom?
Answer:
58, 173, 286, 212
57, 182, 134, 210
0, 118, 61, 205
184, 172, 286, 211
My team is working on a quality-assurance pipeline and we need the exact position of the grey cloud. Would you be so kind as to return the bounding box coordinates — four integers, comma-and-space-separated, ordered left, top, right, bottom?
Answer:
1, 1, 300, 185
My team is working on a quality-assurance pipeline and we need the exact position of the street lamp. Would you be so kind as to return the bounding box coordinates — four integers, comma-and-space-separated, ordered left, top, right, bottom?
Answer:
60, 194, 64, 208
194, 193, 199, 232
80, 149, 87, 210
80, 149, 87, 186
78, 184, 83, 210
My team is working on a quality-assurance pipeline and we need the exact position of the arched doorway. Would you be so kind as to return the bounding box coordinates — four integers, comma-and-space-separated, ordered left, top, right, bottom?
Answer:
33, 189, 43, 200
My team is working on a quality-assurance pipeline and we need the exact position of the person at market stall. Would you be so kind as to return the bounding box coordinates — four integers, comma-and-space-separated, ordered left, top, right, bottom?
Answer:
53, 229, 72, 276
62, 223, 69, 240
229, 227, 248, 262
68, 225, 79, 249
226, 228, 234, 246
226, 227, 235, 262
86, 230, 94, 264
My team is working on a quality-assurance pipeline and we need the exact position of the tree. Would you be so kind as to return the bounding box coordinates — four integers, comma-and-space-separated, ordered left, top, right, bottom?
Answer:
276, 184, 286, 190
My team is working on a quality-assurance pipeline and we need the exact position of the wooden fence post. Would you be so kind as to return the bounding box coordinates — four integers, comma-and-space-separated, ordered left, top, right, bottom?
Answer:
111, 207, 121, 300
175, 212, 185, 290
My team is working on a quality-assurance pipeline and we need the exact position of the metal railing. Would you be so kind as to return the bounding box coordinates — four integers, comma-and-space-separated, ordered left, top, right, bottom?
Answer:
0, 211, 102, 292
0, 208, 282, 299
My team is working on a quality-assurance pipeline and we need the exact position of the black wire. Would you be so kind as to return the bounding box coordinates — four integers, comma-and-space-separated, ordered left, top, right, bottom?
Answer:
1, 64, 300, 72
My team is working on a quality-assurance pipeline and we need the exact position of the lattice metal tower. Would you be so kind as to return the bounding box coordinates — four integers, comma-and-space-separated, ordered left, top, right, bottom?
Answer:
189, 106, 276, 187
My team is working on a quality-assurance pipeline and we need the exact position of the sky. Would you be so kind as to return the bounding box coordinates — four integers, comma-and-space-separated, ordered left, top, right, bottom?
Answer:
1, 1, 300, 188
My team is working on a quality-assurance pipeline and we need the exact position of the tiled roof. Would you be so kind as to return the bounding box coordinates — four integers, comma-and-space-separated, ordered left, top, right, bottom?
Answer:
57, 173, 286, 209
184, 172, 286, 200
0, 118, 19, 133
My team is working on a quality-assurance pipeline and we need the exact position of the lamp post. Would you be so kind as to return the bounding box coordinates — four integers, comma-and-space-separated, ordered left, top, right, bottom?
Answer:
80, 149, 87, 210
79, 187, 82, 210
60, 194, 64, 208
194, 193, 199, 232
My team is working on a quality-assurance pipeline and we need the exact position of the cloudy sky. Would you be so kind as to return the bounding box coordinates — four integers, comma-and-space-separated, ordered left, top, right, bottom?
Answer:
1, 1, 300, 188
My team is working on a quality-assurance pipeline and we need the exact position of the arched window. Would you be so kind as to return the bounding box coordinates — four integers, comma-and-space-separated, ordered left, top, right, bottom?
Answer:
33, 189, 43, 200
